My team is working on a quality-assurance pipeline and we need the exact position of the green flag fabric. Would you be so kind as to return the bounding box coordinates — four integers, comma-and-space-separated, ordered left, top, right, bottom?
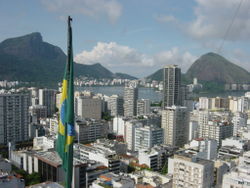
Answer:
56, 16, 75, 188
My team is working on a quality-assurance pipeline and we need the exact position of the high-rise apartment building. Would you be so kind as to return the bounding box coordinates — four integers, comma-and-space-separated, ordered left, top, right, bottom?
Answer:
137, 99, 150, 116
76, 96, 102, 120
161, 106, 189, 147
75, 119, 107, 143
124, 81, 138, 117
198, 110, 210, 138
168, 152, 214, 188
232, 112, 247, 136
0, 93, 30, 144
29, 105, 47, 121
199, 97, 211, 110
134, 125, 163, 151
199, 120, 233, 146
189, 121, 199, 141
38, 89, 57, 117
163, 65, 181, 108
107, 95, 124, 117
124, 121, 143, 151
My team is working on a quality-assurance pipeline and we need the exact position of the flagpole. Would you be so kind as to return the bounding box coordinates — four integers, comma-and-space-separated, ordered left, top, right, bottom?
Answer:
66, 15, 74, 188
56, 15, 74, 188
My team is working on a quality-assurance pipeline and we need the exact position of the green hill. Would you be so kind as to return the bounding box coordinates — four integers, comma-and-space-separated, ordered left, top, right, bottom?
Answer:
186, 52, 250, 84
147, 52, 250, 86
114, 73, 137, 80
0, 33, 135, 87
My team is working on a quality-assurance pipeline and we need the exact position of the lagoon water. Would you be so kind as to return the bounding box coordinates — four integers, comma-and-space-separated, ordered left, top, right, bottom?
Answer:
76, 86, 246, 102
76, 86, 162, 102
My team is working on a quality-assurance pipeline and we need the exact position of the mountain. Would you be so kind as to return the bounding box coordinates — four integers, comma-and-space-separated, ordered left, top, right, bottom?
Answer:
147, 52, 250, 85
186, 52, 250, 84
146, 69, 163, 81
114, 73, 137, 80
0, 33, 135, 87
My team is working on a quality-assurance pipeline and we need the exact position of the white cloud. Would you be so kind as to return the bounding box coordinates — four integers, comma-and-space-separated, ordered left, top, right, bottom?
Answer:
74, 42, 154, 67
154, 48, 197, 73
188, 0, 250, 41
74, 42, 196, 77
41, 0, 122, 23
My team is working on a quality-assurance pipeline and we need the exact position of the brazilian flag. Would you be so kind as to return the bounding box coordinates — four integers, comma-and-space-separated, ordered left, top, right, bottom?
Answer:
56, 16, 75, 188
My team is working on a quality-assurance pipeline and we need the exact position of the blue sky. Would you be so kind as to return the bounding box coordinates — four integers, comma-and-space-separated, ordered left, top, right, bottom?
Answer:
1, 0, 250, 77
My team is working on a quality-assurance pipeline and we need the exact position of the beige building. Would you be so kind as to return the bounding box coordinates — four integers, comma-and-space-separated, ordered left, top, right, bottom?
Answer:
161, 106, 189, 147
137, 99, 150, 116
76, 96, 102, 120
124, 82, 138, 117
199, 120, 233, 146
168, 152, 214, 188
124, 121, 143, 151
107, 95, 124, 117
222, 151, 250, 188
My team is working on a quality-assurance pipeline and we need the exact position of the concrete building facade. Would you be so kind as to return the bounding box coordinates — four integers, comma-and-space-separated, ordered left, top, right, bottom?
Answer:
0, 93, 30, 144
163, 65, 181, 108
134, 125, 163, 151
123, 82, 138, 117
168, 153, 214, 188
161, 106, 189, 147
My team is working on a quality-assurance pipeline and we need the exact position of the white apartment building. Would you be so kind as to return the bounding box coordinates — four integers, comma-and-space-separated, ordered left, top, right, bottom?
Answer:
107, 95, 124, 117
229, 97, 239, 113
123, 82, 138, 117
232, 112, 247, 136
222, 137, 250, 151
187, 138, 218, 160
161, 106, 189, 147
222, 151, 250, 188
200, 120, 233, 146
134, 125, 163, 151
124, 121, 143, 151
198, 110, 210, 138
33, 136, 55, 151
112, 117, 126, 136
76, 143, 121, 173
76, 96, 102, 120
189, 121, 199, 141
199, 97, 211, 110
168, 152, 214, 188
237, 96, 250, 113
56, 92, 62, 110
138, 145, 174, 171
75, 119, 107, 143
137, 99, 150, 116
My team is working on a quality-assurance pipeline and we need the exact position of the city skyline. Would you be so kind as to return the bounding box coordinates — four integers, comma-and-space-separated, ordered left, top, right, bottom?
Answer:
2, 1, 250, 187
1, 0, 250, 77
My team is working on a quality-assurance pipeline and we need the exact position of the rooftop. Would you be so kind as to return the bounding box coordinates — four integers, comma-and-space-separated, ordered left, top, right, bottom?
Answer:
174, 150, 213, 165
29, 181, 64, 188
